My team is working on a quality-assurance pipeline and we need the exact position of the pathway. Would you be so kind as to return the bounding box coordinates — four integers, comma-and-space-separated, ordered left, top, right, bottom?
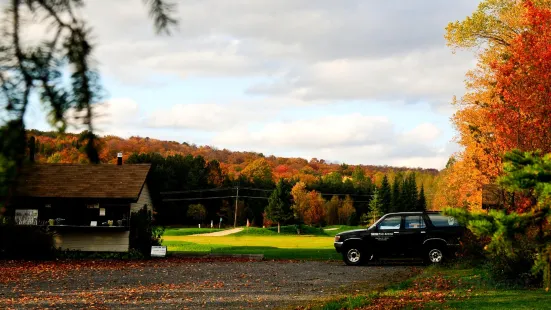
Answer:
191, 227, 243, 236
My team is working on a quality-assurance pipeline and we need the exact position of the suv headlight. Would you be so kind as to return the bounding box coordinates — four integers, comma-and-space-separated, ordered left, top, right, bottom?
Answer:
334, 235, 341, 242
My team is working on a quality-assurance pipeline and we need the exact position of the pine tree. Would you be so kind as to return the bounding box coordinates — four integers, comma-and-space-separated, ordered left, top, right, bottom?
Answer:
391, 174, 403, 212
406, 173, 418, 212
266, 179, 293, 233
417, 184, 427, 211
368, 188, 383, 224
379, 175, 392, 214
445, 149, 551, 290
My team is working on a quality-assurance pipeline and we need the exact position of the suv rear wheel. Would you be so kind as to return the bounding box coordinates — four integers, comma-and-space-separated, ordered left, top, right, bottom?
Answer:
343, 245, 364, 266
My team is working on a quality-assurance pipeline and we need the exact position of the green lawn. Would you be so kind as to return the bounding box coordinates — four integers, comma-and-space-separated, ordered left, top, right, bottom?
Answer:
163, 227, 224, 236
316, 265, 551, 309
233, 225, 327, 236
163, 234, 339, 260
322, 225, 364, 237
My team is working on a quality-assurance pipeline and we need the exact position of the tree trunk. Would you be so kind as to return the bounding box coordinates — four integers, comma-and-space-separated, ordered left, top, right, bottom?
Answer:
278, 222, 280, 233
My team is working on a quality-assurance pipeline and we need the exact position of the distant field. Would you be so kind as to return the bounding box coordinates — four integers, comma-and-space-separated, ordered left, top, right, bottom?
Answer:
161, 225, 364, 260
163, 234, 339, 260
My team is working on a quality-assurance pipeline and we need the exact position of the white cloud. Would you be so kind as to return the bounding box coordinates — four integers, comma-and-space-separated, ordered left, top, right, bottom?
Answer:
47, 0, 479, 109
211, 113, 451, 168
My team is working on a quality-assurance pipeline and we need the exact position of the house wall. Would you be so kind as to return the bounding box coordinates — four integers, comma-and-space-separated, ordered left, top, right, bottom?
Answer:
54, 231, 130, 252
131, 183, 153, 213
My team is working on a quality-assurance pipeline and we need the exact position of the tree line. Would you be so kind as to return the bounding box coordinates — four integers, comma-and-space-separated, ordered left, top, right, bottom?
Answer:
125, 152, 427, 228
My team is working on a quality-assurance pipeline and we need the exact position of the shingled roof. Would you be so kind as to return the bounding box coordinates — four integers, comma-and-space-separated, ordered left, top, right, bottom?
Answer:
15, 163, 151, 200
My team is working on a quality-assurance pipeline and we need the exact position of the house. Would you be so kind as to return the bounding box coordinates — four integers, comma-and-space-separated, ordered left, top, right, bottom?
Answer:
8, 154, 153, 252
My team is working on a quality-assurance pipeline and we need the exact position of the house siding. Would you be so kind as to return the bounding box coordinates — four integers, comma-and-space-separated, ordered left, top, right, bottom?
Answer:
54, 231, 130, 252
131, 183, 153, 213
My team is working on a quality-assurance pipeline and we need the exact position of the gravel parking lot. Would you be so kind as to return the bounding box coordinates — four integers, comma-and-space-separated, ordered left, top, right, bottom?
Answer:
0, 258, 418, 309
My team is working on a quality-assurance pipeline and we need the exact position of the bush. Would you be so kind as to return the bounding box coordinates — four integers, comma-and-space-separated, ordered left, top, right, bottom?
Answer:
483, 232, 541, 287
0, 224, 56, 259
130, 205, 165, 257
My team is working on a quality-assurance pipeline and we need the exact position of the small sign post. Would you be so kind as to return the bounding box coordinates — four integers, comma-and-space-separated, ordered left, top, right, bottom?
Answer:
151, 246, 167, 258
219, 217, 222, 229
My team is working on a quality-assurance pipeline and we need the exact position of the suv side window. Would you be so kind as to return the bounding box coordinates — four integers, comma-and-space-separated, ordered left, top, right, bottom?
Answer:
427, 214, 460, 227
378, 216, 401, 230
404, 215, 426, 229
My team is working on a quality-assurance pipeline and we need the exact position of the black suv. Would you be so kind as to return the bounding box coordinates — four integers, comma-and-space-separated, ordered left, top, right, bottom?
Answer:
334, 211, 464, 265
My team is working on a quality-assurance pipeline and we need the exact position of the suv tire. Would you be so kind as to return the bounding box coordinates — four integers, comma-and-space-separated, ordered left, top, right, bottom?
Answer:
343, 245, 364, 266
425, 246, 445, 264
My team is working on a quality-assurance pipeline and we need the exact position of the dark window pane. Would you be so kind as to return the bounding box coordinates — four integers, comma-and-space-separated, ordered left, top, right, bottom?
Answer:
405, 216, 426, 229
428, 214, 459, 227
379, 216, 401, 230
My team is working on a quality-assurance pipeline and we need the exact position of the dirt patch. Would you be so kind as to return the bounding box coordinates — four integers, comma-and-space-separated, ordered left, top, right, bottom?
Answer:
0, 258, 419, 309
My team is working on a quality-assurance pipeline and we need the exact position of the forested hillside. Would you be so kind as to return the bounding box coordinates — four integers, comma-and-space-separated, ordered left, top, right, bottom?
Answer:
26, 129, 442, 226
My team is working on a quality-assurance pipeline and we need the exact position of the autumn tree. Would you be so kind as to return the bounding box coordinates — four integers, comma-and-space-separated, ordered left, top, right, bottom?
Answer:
441, 0, 551, 210
291, 182, 310, 223
305, 191, 325, 227
266, 179, 293, 233
338, 195, 355, 225
324, 195, 341, 225
241, 158, 273, 185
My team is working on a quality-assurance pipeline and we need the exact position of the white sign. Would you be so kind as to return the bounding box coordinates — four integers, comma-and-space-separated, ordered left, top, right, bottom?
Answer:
15, 209, 38, 225
90, 221, 97, 226
151, 246, 167, 257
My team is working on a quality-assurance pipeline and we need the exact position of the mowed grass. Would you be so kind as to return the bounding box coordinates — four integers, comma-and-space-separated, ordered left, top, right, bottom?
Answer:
316, 265, 551, 310
233, 225, 327, 236
163, 234, 339, 260
322, 225, 364, 237
163, 227, 224, 236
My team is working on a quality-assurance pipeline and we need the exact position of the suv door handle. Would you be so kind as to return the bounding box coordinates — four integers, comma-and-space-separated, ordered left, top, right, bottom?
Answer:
421, 231, 426, 234
393, 232, 400, 234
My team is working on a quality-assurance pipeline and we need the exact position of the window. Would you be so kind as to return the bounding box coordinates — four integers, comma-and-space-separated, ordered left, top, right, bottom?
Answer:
405, 216, 426, 229
378, 216, 401, 230
428, 214, 459, 227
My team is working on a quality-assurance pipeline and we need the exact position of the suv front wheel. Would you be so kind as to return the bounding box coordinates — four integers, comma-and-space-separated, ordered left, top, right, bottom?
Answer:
343, 246, 364, 266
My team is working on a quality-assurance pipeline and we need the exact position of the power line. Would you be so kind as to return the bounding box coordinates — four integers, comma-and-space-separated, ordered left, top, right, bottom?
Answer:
163, 195, 269, 202
161, 187, 234, 195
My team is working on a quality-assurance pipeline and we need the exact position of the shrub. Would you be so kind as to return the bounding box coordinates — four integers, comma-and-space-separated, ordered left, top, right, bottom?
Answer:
130, 205, 165, 257
0, 224, 56, 259
186, 204, 207, 224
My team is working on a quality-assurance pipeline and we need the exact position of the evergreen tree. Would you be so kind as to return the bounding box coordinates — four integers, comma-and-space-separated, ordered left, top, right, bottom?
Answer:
446, 150, 551, 290
391, 174, 403, 212
405, 173, 418, 211
368, 188, 383, 224
379, 175, 392, 214
266, 179, 293, 233
417, 184, 427, 211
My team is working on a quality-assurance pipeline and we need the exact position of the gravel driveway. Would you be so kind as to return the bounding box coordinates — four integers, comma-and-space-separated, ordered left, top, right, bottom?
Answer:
0, 258, 418, 309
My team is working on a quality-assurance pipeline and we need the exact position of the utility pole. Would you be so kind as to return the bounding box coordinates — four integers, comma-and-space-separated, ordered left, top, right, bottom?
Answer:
234, 185, 239, 227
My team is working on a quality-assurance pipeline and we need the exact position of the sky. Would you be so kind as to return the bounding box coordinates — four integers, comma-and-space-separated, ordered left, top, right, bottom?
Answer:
22, 0, 481, 169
